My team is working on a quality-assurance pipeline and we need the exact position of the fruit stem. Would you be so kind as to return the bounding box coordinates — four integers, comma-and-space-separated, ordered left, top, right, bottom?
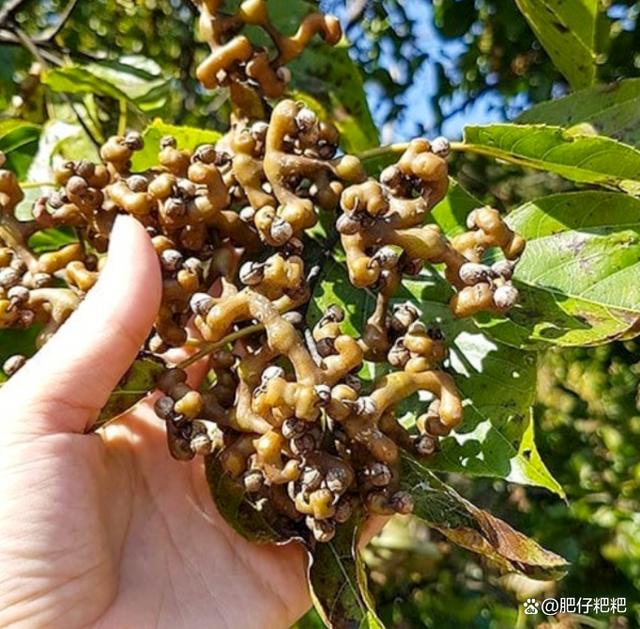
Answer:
178, 322, 265, 370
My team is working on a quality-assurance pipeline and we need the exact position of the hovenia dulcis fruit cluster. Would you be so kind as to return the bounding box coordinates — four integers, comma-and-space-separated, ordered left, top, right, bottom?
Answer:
0, 0, 525, 544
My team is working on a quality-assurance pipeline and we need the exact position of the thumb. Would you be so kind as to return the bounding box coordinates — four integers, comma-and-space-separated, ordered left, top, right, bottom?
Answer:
1, 215, 162, 435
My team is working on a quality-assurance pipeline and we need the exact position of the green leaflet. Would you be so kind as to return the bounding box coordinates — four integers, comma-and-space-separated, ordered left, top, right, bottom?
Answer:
401, 454, 569, 580
429, 177, 482, 236
204, 455, 302, 544
462, 124, 640, 195
42, 58, 169, 115
0, 119, 41, 180
294, 610, 327, 629
309, 517, 384, 629
94, 354, 166, 429
131, 119, 222, 171
308, 259, 562, 495
0, 326, 41, 384
51, 122, 101, 164
28, 227, 77, 254
431, 181, 640, 348
514, 0, 599, 90
81, 57, 171, 113
0, 119, 41, 156
517, 79, 640, 147
478, 191, 640, 348
44, 66, 131, 104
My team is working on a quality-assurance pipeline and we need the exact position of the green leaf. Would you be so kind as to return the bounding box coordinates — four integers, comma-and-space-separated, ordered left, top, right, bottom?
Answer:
204, 454, 302, 544
432, 181, 640, 348
131, 119, 223, 171
51, 124, 101, 163
42, 58, 169, 114
514, 0, 599, 90
43, 66, 131, 104
94, 355, 166, 428
28, 227, 77, 254
0, 327, 41, 383
517, 79, 640, 147
295, 610, 327, 629
401, 454, 569, 580
308, 517, 384, 629
462, 124, 640, 195
429, 178, 482, 236
0, 119, 41, 155
0, 119, 41, 179
478, 191, 640, 348
308, 260, 562, 495
265, 0, 378, 153
83, 56, 170, 113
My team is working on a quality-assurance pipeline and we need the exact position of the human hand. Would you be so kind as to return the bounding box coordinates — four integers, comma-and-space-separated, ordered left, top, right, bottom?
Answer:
0, 216, 313, 629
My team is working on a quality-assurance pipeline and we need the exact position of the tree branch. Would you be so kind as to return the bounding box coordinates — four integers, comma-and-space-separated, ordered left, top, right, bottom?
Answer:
34, 0, 80, 43
0, 0, 78, 53
0, 0, 27, 28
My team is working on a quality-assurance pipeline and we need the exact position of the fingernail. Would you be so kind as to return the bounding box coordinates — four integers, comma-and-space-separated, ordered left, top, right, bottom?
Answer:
109, 214, 129, 252
103, 215, 135, 280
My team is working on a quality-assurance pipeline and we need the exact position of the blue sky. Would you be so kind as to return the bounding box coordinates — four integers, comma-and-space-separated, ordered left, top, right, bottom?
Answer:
358, 2, 506, 142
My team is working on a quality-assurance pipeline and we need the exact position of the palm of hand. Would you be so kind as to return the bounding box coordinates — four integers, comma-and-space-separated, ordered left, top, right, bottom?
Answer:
0, 403, 308, 629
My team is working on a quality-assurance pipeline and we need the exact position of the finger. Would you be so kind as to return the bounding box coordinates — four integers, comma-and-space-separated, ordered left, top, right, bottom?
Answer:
1, 215, 162, 435
112, 263, 227, 424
